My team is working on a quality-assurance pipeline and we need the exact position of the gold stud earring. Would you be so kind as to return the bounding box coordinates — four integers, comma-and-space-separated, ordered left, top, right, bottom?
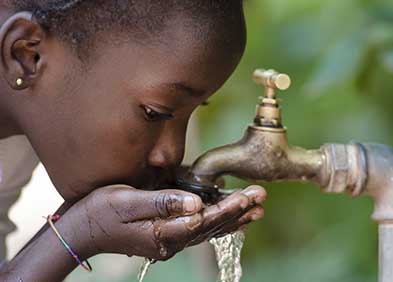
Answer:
16, 78, 23, 87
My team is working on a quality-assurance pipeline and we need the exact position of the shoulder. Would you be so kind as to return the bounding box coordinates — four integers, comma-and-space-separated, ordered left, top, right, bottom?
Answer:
0, 135, 39, 191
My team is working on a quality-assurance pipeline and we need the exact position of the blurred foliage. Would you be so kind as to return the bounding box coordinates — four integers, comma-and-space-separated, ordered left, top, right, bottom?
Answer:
196, 0, 393, 281
71, 0, 393, 281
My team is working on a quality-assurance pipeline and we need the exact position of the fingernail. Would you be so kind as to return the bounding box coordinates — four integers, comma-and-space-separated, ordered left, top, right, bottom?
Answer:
255, 192, 267, 204
251, 209, 264, 221
183, 196, 200, 213
245, 186, 267, 204
251, 213, 262, 221
239, 196, 249, 209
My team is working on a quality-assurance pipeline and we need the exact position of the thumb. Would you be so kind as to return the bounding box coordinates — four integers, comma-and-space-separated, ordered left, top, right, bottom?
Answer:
108, 186, 203, 222
147, 189, 203, 218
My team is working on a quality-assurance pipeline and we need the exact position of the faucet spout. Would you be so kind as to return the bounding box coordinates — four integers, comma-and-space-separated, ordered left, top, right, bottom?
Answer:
182, 67, 393, 282
185, 69, 329, 189
188, 126, 326, 187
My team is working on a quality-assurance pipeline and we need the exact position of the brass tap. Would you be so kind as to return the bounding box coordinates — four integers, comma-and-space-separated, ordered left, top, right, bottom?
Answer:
185, 69, 327, 188
252, 69, 290, 129
183, 68, 393, 225
182, 68, 393, 282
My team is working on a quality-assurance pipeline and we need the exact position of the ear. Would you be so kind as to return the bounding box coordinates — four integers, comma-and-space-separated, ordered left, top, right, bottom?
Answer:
0, 12, 46, 91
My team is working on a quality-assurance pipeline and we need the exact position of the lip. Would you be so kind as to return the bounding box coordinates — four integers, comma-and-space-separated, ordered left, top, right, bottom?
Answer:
131, 168, 176, 191
129, 168, 224, 203
174, 177, 222, 203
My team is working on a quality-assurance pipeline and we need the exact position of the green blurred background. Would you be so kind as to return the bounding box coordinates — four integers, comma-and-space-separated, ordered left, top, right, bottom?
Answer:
70, 0, 393, 281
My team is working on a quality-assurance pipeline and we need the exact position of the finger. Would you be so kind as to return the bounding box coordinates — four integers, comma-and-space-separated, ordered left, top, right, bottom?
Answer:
243, 185, 267, 204
124, 214, 204, 260
236, 205, 264, 225
104, 186, 203, 222
214, 205, 264, 237
188, 206, 264, 246
188, 225, 248, 247
201, 185, 266, 231
149, 213, 204, 258
128, 185, 266, 258
120, 219, 179, 260
154, 186, 265, 247
188, 185, 266, 246
210, 224, 248, 241
147, 189, 203, 218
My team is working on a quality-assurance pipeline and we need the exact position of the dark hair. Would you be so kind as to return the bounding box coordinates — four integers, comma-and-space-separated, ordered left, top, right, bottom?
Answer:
9, 0, 243, 55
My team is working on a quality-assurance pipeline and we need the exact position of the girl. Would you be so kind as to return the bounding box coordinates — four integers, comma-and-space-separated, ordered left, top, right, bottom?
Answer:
0, 1, 266, 281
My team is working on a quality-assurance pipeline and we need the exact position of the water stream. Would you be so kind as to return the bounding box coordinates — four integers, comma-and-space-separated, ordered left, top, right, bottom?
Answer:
136, 258, 153, 282
136, 231, 245, 282
210, 231, 245, 282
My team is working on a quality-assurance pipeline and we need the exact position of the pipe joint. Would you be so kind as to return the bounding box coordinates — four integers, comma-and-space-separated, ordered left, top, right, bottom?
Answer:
321, 143, 368, 197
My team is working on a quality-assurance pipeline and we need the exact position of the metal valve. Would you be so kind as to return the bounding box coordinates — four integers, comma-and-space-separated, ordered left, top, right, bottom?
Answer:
252, 69, 291, 130
253, 69, 291, 99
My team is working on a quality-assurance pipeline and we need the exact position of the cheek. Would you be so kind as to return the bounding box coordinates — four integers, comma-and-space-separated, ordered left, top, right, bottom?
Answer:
102, 118, 159, 163
66, 101, 164, 190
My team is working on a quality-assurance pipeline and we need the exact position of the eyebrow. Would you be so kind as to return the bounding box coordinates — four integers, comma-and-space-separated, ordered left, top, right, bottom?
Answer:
168, 82, 205, 98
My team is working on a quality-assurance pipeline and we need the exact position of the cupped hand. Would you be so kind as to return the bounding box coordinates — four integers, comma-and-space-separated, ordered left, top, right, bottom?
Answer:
72, 185, 266, 260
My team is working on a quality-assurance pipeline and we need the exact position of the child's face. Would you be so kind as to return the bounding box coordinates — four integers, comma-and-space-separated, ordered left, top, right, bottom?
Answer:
25, 17, 246, 200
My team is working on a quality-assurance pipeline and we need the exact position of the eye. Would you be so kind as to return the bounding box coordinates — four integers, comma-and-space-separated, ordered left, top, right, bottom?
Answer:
140, 105, 174, 122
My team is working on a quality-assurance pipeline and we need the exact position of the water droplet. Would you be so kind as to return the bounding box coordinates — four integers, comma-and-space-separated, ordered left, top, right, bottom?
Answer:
159, 246, 168, 257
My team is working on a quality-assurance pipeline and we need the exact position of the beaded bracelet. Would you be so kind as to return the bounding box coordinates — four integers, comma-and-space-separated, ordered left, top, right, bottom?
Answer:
47, 214, 93, 273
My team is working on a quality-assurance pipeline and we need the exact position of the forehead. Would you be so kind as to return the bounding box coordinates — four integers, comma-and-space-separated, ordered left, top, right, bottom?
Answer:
88, 13, 246, 95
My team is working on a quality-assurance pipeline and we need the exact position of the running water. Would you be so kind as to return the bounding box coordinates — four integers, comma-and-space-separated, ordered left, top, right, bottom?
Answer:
136, 258, 153, 282
136, 232, 245, 282
210, 231, 246, 282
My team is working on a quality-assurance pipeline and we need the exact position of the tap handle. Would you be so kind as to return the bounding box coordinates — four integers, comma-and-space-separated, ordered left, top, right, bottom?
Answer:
253, 69, 291, 99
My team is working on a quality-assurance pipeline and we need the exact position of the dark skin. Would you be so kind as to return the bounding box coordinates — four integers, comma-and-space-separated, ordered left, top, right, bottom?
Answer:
0, 7, 266, 282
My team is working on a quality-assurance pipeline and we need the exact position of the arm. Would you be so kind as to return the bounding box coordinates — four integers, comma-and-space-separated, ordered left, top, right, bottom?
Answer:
1, 184, 266, 281
0, 208, 86, 282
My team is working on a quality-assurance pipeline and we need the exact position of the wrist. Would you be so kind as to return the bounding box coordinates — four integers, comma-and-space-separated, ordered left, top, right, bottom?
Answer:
4, 212, 89, 282
55, 202, 99, 259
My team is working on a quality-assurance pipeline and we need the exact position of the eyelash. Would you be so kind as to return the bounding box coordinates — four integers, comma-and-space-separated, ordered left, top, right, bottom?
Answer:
140, 105, 174, 122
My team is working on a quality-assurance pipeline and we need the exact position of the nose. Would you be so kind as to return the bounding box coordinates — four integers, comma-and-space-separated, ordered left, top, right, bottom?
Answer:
148, 121, 187, 169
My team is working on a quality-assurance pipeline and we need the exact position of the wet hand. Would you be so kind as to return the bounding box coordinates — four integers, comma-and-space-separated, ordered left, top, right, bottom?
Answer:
73, 185, 266, 260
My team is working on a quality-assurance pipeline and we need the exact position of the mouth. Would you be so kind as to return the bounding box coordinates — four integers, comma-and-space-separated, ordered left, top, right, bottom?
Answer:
128, 168, 176, 191
174, 177, 222, 204
122, 167, 227, 204
133, 167, 224, 203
